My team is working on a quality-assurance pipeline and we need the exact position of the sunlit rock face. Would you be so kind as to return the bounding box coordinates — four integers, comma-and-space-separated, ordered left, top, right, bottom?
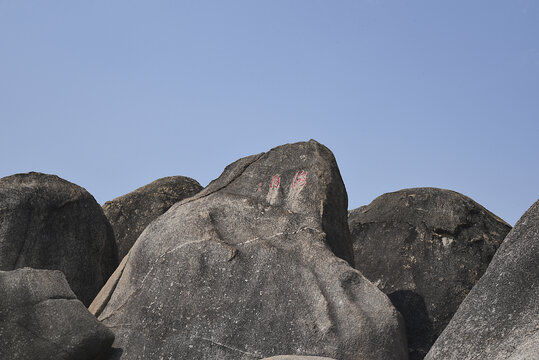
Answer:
98, 140, 408, 360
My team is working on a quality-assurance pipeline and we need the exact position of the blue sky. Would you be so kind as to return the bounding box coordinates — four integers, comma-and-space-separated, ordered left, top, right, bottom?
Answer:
1, 1, 537, 225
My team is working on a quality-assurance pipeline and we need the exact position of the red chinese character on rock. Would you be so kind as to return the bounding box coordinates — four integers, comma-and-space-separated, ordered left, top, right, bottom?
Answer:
270, 174, 280, 189
292, 170, 307, 189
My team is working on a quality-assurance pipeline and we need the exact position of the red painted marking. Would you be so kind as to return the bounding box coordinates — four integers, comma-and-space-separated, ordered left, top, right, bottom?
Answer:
292, 170, 307, 189
270, 175, 281, 189
257, 182, 262, 192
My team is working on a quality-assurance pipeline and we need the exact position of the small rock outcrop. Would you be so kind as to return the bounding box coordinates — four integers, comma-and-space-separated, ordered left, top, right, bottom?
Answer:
0, 268, 114, 360
0, 172, 118, 306
348, 188, 511, 359
97, 140, 408, 360
425, 199, 539, 360
103, 176, 203, 259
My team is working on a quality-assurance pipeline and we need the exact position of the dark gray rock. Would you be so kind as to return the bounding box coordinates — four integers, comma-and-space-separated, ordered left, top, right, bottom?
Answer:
98, 140, 408, 360
0, 172, 118, 306
262, 357, 336, 360
425, 199, 539, 360
0, 267, 114, 360
103, 176, 203, 259
348, 188, 511, 359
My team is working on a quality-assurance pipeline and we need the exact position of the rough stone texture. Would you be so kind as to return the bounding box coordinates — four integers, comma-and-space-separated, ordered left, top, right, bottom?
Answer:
263, 357, 336, 360
348, 188, 511, 360
0, 268, 114, 360
0, 172, 118, 306
103, 176, 203, 259
425, 199, 539, 360
89, 253, 130, 317
98, 140, 408, 360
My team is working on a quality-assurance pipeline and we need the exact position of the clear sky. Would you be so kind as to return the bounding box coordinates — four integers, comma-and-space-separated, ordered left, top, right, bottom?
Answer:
1, 1, 537, 225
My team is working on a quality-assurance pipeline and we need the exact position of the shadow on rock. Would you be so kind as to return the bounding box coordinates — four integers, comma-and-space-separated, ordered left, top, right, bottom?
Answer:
388, 290, 433, 360
104, 347, 123, 360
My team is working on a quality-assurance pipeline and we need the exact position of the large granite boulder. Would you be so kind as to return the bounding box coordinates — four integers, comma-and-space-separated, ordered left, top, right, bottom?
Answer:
98, 140, 408, 360
425, 199, 539, 360
0, 268, 114, 360
348, 188, 511, 359
0, 172, 118, 306
103, 176, 203, 259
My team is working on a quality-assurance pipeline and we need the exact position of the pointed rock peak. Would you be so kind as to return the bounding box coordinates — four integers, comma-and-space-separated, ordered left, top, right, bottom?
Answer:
97, 141, 407, 360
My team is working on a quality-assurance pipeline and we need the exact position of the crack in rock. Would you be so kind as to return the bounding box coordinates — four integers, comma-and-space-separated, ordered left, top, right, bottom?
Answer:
100, 227, 324, 321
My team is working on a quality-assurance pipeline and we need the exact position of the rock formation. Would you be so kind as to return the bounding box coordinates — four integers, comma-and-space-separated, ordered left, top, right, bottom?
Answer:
103, 176, 202, 259
348, 188, 511, 359
0, 268, 114, 360
97, 140, 408, 360
0, 172, 118, 306
425, 199, 539, 359
262, 357, 337, 360
3, 141, 533, 360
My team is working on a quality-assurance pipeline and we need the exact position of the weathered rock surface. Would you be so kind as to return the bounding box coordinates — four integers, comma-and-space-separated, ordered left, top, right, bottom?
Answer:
0, 172, 118, 306
103, 176, 203, 259
348, 188, 511, 359
425, 199, 539, 360
262, 356, 336, 360
89, 252, 130, 318
98, 140, 408, 360
0, 268, 114, 360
